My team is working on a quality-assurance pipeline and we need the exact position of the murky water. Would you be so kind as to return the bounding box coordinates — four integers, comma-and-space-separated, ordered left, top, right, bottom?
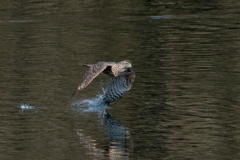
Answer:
1, 0, 240, 160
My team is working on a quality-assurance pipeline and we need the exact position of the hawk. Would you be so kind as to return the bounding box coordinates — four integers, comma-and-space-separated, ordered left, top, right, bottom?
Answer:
73, 60, 135, 104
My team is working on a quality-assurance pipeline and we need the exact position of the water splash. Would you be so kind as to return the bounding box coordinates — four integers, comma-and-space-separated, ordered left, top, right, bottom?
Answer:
71, 92, 108, 113
17, 104, 47, 112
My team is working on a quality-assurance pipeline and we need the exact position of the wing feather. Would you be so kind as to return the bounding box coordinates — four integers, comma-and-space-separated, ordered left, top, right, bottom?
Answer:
73, 62, 113, 96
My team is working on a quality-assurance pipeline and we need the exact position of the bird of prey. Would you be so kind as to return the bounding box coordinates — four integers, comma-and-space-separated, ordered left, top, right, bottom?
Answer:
73, 60, 135, 104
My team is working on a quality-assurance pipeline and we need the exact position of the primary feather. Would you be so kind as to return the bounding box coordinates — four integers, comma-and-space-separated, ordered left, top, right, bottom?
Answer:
73, 60, 133, 97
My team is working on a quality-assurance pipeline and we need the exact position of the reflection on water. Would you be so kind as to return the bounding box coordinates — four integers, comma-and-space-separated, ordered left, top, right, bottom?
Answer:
150, 15, 173, 19
0, 20, 33, 23
73, 97, 131, 160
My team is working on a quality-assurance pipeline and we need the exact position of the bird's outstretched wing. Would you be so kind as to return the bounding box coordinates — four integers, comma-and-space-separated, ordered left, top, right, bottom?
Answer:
73, 62, 113, 96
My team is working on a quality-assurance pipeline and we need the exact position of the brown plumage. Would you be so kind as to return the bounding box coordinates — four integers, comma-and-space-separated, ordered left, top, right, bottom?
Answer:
73, 60, 133, 96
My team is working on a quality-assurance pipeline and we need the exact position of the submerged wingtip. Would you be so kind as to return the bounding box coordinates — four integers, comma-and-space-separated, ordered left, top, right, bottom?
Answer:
72, 88, 81, 97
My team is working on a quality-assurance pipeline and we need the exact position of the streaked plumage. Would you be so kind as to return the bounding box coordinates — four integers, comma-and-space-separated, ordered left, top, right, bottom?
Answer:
73, 60, 133, 94
73, 60, 135, 104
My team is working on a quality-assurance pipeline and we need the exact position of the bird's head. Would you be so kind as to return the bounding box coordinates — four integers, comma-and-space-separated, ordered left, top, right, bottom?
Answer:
111, 60, 133, 76
119, 60, 132, 67
118, 60, 132, 72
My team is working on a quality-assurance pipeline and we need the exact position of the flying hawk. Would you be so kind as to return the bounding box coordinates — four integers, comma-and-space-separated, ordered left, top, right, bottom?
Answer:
73, 60, 135, 104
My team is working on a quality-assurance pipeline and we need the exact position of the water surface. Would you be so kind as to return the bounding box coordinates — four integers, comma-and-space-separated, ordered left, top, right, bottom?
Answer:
0, 0, 240, 160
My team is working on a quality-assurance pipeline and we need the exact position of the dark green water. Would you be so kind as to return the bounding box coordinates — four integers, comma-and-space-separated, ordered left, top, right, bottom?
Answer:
1, 0, 240, 160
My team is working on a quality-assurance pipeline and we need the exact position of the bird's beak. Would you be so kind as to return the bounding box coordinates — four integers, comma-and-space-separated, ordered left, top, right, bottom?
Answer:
126, 67, 133, 72
82, 64, 91, 67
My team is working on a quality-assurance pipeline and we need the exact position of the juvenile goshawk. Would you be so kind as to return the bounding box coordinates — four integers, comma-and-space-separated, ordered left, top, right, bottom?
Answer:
73, 60, 135, 104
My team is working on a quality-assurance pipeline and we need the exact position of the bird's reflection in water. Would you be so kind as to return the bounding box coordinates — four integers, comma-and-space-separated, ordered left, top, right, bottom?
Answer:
72, 98, 131, 160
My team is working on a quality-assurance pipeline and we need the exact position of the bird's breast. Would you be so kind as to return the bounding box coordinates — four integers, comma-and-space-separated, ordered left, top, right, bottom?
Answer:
102, 75, 132, 104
